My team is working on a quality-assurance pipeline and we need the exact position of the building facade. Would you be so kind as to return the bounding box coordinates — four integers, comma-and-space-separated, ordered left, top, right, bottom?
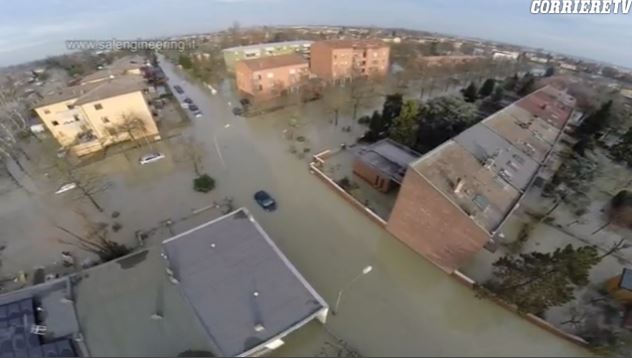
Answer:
386, 86, 576, 273
235, 54, 309, 97
34, 75, 160, 156
222, 40, 313, 73
310, 40, 390, 81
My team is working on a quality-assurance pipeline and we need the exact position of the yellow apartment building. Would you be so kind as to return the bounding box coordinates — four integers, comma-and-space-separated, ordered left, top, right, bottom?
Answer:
34, 75, 160, 156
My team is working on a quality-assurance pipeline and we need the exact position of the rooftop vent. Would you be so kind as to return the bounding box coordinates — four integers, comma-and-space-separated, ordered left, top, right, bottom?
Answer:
454, 178, 465, 194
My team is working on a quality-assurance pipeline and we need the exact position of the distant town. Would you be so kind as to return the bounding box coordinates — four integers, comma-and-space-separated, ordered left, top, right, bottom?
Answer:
0, 23, 631, 357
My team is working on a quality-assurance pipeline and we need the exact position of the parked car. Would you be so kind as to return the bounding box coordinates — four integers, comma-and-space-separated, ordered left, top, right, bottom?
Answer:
183, 97, 193, 104
139, 152, 165, 165
254, 190, 277, 211
188, 104, 202, 118
55, 182, 76, 194
173, 85, 184, 94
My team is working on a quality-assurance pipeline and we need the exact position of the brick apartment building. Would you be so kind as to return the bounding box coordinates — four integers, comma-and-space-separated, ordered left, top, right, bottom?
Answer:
235, 54, 309, 98
386, 86, 576, 273
310, 39, 390, 81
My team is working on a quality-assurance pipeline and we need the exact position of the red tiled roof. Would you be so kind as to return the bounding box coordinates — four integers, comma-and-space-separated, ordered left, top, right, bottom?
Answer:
515, 87, 575, 129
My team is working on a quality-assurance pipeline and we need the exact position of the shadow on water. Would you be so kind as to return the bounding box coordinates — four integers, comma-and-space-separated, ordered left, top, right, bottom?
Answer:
117, 250, 149, 270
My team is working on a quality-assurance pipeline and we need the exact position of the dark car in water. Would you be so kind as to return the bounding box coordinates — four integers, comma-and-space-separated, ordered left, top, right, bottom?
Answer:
173, 85, 184, 94
254, 190, 277, 211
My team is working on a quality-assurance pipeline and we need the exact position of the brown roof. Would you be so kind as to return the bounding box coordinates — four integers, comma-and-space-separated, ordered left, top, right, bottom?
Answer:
73, 75, 147, 105
515, 86, 576, 129
80, 69, 116, 84
35, 81, 103, 107
238, 54, 307, 72
316, 39, 387, 50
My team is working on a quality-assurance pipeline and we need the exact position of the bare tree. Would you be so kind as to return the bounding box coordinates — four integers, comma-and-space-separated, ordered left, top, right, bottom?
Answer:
178, 136, 204, 176
593, 190, 632, 235
116, 113, 148, 148
55, 209, 129, 262
53, 158, 109, 212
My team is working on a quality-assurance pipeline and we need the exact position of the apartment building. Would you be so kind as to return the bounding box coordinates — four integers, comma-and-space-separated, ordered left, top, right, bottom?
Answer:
222, 40, 313, 73
34, 75, 160, 156
310, 39, 390, 81
386, 86, 576, 273
235, 54, 309, 97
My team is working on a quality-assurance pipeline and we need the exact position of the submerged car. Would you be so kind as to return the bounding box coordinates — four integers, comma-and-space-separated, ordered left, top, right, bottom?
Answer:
173, 85, 184, 94
183, 97, 193, 104
254, 190, 277, 211
139, 152, 165, 165
55, 182, 77, 194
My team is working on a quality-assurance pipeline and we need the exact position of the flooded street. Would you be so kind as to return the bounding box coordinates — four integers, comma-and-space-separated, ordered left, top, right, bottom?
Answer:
0, 57, 589, 356
156, 57, 589, 356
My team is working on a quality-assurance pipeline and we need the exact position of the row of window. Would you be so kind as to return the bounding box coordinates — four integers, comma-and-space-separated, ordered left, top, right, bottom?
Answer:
50, 115, 109, 126
42, 102, 104, 115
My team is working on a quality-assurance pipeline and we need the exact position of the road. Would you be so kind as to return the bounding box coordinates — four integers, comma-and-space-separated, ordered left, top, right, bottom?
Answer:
157, 56, 589, 357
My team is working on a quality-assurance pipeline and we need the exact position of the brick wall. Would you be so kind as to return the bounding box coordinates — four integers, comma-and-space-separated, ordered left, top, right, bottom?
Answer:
386, 168, 490, 273
352, 159, 391, 192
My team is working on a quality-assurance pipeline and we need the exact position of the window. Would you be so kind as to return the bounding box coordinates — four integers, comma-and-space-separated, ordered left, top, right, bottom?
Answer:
51, 120, 59, 126
67, 104, 74, 110
102, 117, 110, 123
258, 84, 263, 91
73, 115, 80, 122
44, 109, 51, 114
94, 103, 103, 110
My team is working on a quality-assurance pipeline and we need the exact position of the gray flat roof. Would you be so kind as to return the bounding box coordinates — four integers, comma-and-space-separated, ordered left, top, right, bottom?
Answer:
355, 139, 420, 183
162, 208, 327, 357
453, 124, 539, 191
222, 40, 313, 53
74, 249, 216, 357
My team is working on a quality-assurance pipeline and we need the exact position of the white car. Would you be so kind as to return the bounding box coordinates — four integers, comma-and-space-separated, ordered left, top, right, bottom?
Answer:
139, 152, 165, 165
55, 182, 77, 194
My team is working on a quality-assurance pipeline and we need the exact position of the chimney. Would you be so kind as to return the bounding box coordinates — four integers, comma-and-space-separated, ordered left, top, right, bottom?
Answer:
454, 178, 465, 194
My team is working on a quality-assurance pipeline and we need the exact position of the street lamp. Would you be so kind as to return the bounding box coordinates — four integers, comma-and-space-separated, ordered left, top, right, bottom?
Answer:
332, 265, 373, 316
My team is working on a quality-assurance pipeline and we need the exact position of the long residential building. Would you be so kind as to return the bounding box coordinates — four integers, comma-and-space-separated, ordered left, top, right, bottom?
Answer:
386, 86, 576, 273
222, 40, 313, 73
310, 39, 390, 81
33, 74, 160, 156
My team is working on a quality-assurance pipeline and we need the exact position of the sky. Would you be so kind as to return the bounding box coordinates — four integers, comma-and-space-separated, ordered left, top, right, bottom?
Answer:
0, 0, 630, 67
